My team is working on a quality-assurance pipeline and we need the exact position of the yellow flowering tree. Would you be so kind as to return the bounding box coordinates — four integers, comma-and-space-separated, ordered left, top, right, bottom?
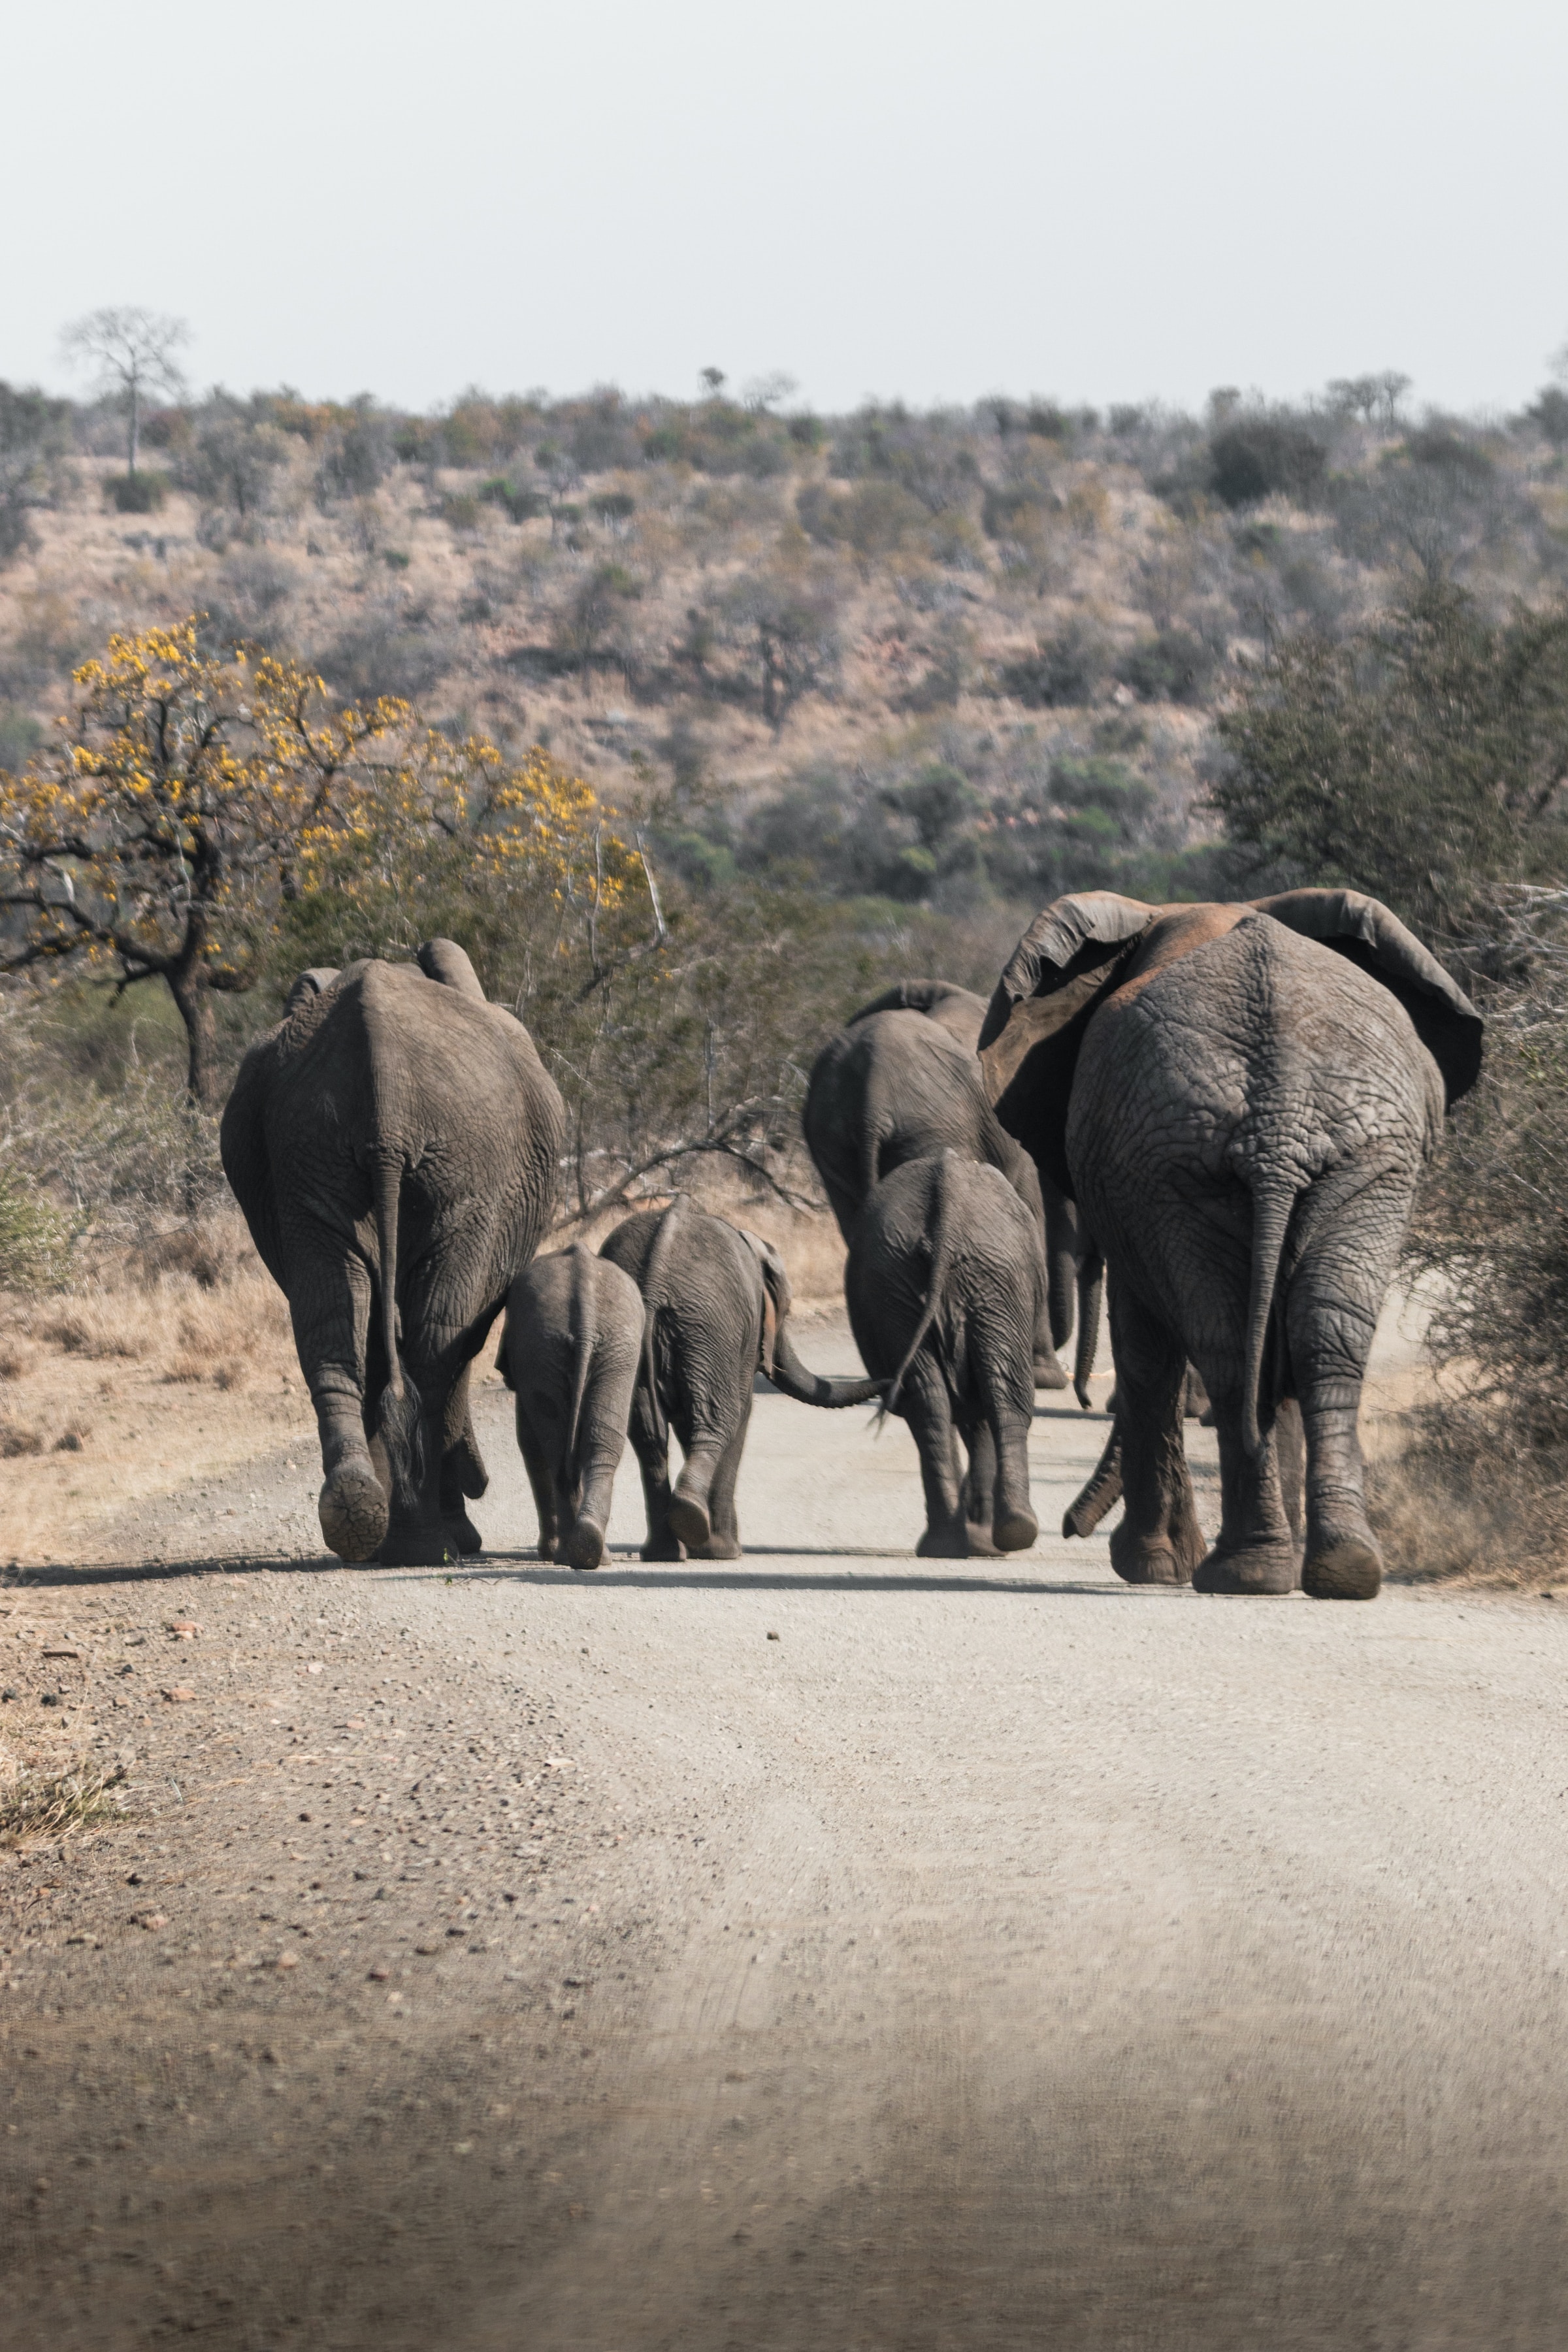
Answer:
0, 624, 407, 1104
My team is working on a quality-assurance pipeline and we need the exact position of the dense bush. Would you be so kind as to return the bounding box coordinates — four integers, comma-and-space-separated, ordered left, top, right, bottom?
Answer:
1211, 581, 1568, 936
1209, 418, 1328, 510
105, 471, 168, 513
996, 620, 1108, 708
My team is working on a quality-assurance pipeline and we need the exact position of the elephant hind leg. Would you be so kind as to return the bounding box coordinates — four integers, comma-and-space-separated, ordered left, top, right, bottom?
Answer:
1107, 1281, 1203, 1586
687, 1422, 746, 1561
670, 1396, 749, 1556
1194, 1399, 1301, 1595
903, 1362, 970, 1558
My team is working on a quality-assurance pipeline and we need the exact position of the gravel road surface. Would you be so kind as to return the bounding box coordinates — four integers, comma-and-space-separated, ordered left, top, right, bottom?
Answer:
3, 1321, 1567, 2349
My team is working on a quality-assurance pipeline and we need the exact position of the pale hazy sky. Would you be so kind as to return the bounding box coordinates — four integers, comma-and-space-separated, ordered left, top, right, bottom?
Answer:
8, 0, 1566, 417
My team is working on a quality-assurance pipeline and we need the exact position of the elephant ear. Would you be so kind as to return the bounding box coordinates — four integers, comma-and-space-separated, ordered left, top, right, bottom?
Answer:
977, 893, 1160, 1196
1251, 889, 1484, 1106
285, 967, 340, 1014
736, 1228, 791, 1378
416, 938, 487, 1002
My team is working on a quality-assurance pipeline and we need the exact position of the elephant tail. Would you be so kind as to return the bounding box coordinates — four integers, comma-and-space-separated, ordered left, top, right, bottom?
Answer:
564, 1243, 596, 1477
769, 1321, 883, 1410
1064, 1416, 1122, 1539
1073, 1240, 1103, 1412
638, 1193, 689, 1450
1241, 1177, 1301, 1460
885, 1152, 958, 1418
371, 1152, 424, 1511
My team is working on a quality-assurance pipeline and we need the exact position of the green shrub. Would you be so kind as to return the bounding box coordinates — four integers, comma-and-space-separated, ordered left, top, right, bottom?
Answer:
105, 471, 169, 514
1209, 420, 1326, 510
1116, 625, 1218, 705
996, 620, 1108, 707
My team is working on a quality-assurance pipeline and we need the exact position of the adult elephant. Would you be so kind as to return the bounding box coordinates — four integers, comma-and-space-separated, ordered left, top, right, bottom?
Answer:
978, 890, 1483, 1600
804, 979, 1092, 1395
221, 939, 566, 1567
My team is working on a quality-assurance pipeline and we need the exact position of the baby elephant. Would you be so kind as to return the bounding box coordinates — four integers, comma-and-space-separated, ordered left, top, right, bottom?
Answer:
502, 1245, 643, 1570
846, 1152, 1043, 1558
602, 1196, 881, 1560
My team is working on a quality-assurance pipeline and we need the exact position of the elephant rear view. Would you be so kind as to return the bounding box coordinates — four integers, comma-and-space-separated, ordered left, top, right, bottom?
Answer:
221, 940, 566, 1566
845, 1152, 1042, 1559
981, 889, 1484, 1599
804, 981, 1083, 1391
602, 1197, 880, 1561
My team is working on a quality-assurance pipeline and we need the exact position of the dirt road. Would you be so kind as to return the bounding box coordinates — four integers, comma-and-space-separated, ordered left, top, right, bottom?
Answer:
4, 1322, 1568, 2349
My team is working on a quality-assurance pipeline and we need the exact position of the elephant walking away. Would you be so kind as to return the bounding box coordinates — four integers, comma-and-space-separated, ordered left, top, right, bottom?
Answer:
501, 1245, 643, 1571
845, 1152, 1043, 1559
221, 940, 566, 1567
804, 979, 1088, 1393
601, 1198, 881, 1560
980, 890, 1483, 1599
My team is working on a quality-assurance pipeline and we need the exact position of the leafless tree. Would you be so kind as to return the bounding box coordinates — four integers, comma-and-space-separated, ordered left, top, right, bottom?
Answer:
59, 306, 188, 477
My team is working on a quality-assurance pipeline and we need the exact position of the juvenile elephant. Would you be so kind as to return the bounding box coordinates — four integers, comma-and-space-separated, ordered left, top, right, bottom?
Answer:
501, 1245, 643, 1571
804, 979, 1089, 1392
601, 1197, 881, 1560
979, 890, 1483, 1599
221, 940, 565, 1567
845, 1152, 1042, 1558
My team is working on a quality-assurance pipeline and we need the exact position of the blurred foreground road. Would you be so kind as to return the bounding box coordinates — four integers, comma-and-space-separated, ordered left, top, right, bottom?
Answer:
4, 1313, 1567, 2349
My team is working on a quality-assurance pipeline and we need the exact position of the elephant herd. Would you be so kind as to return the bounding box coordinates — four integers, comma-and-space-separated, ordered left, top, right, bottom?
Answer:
221, 888, 1483, 1601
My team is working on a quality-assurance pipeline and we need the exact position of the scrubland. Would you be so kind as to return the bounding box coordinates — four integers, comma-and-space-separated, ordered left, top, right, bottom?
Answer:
2, 368, 1567, 1579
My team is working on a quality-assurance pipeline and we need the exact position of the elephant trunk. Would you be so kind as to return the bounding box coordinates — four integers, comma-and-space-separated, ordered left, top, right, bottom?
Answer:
769, 1321, 883, 1410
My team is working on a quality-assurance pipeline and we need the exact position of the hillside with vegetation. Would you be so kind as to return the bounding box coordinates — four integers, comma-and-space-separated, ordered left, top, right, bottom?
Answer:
3, 350, 1568, 1571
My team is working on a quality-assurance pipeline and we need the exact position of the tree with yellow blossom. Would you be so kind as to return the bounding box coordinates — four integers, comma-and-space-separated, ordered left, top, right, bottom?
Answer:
0, 623, 408, 1104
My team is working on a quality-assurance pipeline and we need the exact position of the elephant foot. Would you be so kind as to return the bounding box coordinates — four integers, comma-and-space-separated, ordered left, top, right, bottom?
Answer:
319, 1462, 389, 1563
1194, 1537, 1298, 1595
992, 1505, 1039, 1554
641, 1536, 687, 1562
1109, 1525, 1196, 1586
692, 1534, 743, 1561
1303, 1529, 1382, 1601
917, 1520, 971, 1559
563, 1519, 605, 1573
1033, 1354, 1069, 1391
444, 1510, 483, 1557
667, 1494, 712, 1552
536, 1535, 559, 1561
964, 1522, 1000, 1558
376, 1525, 454, 1568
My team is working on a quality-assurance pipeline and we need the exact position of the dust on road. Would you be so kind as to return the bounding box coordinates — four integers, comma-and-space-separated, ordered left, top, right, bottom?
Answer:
4, 1318, 1568, 2349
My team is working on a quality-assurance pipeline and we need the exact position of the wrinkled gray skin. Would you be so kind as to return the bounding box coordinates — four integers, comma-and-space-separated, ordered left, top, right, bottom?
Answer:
221, 940, 565, 1567
846, 1152, 1042, 1558
602, 1198, 881, 1560
982, 896, 1482, 1600
501, 1245, 643, 1572
803, 979, 1086, 1393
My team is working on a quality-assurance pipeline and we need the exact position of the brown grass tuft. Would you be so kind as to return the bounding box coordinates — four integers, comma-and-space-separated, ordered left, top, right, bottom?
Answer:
0, 1423, 44, 1458
0, 1343, 32, 1379
53, 1428, 86, 1452
0, 1754, 129, 1850
36, 1300, 146, 1360
162, 1354, 205, 1384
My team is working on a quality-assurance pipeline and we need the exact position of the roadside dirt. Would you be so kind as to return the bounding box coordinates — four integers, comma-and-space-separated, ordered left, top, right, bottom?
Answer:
5, 1311, 1567, 2349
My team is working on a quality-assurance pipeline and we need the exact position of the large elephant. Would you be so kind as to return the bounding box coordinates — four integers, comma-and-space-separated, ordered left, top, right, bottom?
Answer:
979, 890, 1483, 1600
601, 1197, 881, 1560
502, 1245, 643, 1572
221, 939, 566, 1567
845, 1152, 1042, 1558
804, 979, 1091, 1394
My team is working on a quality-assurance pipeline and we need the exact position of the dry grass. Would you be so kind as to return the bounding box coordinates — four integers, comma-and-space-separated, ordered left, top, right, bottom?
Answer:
0, 1750, 129, 1851
0, 1214, 311, 1563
